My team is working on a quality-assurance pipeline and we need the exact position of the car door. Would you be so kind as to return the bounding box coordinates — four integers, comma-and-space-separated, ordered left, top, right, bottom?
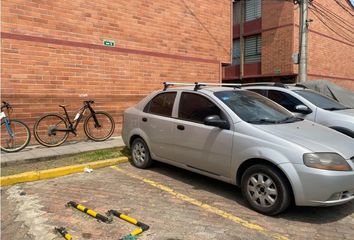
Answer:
169, 92, 233, 177
140, 91, 177, 161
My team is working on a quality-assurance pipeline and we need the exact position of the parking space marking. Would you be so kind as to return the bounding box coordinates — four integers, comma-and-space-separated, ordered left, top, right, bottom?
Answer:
111, 166, 289, 240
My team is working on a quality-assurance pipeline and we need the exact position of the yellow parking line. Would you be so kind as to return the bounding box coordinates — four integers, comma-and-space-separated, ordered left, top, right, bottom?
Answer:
111, 166, 289, 240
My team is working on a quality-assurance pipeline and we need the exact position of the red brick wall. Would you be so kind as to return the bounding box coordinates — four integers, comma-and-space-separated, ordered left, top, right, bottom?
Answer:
294, 0, 354, 90
1, 0, 231, 143
261, 1, 295, 77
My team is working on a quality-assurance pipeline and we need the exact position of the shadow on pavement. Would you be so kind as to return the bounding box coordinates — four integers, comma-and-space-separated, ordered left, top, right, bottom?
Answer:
146, 161, 354, 224
277, 203, 354, 224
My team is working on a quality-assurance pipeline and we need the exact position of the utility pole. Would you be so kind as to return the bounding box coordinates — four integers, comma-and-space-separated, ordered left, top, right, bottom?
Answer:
298, 0, 309, 83
239, 0, 244, 80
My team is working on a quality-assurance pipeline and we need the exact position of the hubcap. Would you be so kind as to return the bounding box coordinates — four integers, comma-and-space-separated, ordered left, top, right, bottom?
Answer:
132, 142, 146, 165
247, 173, 278, 208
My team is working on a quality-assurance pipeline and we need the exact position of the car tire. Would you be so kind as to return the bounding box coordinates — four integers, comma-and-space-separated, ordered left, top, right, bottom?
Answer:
241, 164, 291, 215
130, 138, 152, 169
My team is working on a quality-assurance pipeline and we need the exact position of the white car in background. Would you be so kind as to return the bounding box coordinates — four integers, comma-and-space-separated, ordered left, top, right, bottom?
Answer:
243, 83, 354, 138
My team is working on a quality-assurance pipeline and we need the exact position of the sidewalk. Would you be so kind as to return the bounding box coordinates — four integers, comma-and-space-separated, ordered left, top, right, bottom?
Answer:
0, 136, 125, 167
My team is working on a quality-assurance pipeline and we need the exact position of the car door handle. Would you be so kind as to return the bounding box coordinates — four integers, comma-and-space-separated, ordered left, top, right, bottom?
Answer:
177, 125, 185, 130
142, 117, 147, 122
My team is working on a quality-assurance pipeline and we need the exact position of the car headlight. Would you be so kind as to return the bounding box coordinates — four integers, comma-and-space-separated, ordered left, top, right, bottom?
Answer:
303, 153, 352, 171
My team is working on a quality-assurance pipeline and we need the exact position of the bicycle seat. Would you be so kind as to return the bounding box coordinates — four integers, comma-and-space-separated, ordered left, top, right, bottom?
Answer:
59, 104, 70, 108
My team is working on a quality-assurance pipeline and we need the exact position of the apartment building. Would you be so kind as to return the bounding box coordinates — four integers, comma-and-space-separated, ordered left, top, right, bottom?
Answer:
224, 0, 354, 90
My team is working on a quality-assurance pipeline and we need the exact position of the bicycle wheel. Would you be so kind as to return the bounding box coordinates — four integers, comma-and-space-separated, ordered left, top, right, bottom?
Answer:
84, 111, 115, 141
34, 114, 69, 147
1, 119, 31, 153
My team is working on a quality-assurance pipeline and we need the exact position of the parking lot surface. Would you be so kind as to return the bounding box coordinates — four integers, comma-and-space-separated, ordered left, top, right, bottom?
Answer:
1, 162, 354, 240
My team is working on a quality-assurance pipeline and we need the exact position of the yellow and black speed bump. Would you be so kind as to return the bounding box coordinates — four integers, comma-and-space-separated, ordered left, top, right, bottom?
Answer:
55, 227, 72, 240
67, 201, 112, 223
107, 210, 149, 240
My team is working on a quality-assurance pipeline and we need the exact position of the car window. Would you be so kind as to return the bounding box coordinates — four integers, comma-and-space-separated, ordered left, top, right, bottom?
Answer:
294, 90, 348, 110
215, 90, 300, 124
268, 90, 304, 112
144, 92, 176, 117
179, 92, 222, 123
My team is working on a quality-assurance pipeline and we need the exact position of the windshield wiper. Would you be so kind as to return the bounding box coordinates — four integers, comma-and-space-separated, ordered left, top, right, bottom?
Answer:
278, 116, 303, 123
248, 119, 279, 124
323, 107, 349, 111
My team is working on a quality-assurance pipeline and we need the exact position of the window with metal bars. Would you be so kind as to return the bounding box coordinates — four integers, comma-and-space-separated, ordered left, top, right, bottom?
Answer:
233, 1, 241, 24
233, 0, 261, 24
245, 35, 261, 63
232, 39, 240, 64
245, 0, 261, 22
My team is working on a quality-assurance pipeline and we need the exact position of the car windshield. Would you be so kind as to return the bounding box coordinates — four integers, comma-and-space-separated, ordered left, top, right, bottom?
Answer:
294, 90, 350, 111
215, 90, 301, 124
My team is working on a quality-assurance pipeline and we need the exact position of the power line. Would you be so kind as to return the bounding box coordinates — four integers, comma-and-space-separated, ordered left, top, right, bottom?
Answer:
310, 8, 353, 44
309, 7, 353, 44
312, 1, 354, 31
335, 0, 354, 17
311, 2, 354, 36
311, 1, 354, 30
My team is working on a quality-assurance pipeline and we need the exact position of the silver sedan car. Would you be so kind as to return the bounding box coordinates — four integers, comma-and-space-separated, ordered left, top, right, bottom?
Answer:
122, 83, 354, 215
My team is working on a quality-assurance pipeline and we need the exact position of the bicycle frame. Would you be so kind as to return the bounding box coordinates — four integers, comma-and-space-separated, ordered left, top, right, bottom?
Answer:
54, 101, 101, 135
1, 110, 14, 138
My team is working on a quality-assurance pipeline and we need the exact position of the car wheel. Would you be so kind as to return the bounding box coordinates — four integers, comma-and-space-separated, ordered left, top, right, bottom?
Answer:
241, 164, 291, 215
130, 138, 152, 169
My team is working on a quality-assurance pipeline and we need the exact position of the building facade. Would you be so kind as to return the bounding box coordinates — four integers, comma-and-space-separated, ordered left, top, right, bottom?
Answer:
224, 0, 354, 91
1, 0, 232, 139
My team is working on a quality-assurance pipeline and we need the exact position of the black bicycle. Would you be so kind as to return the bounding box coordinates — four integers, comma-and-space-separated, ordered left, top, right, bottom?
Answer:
33, 100, 115, 147
1, 101, 31, 152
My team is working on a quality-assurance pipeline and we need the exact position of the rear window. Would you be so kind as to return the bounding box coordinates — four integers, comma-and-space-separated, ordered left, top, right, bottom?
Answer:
144, 92, 176, 117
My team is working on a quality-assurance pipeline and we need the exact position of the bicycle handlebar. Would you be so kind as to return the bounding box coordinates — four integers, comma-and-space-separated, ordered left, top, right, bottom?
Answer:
1, 101, 12, 111
84, 100, 95, 105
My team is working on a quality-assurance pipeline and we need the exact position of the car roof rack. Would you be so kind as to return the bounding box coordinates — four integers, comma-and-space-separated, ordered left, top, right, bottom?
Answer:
163, 82, 241, 91
241, 82, 288, 88
294, 83, 308, 89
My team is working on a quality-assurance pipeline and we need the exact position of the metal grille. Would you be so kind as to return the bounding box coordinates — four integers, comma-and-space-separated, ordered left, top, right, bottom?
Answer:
245, 35, 262, 63
245, 0, 262, 22
233, 1, 241, 24
232, 39, 240, 65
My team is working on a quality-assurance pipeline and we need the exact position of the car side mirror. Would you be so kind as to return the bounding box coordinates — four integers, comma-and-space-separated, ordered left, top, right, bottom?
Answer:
294, 105, 312, 114
204, 115, 230, 129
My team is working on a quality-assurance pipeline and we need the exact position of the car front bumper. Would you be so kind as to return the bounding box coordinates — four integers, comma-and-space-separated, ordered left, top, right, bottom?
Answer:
284, 163, 354, 206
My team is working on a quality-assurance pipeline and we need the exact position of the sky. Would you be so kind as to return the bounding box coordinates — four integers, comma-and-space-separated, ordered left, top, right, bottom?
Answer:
350, 0, 354, 7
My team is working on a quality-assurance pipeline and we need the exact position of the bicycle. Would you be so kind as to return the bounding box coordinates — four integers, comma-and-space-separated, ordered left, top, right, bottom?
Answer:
1, 101, 31, 153
33, 100, 115, 147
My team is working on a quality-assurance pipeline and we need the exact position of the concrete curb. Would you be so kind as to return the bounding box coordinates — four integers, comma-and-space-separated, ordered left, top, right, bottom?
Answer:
1, 137, 126, 167
0, 147, 122, 167
0, 157, 129, 187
